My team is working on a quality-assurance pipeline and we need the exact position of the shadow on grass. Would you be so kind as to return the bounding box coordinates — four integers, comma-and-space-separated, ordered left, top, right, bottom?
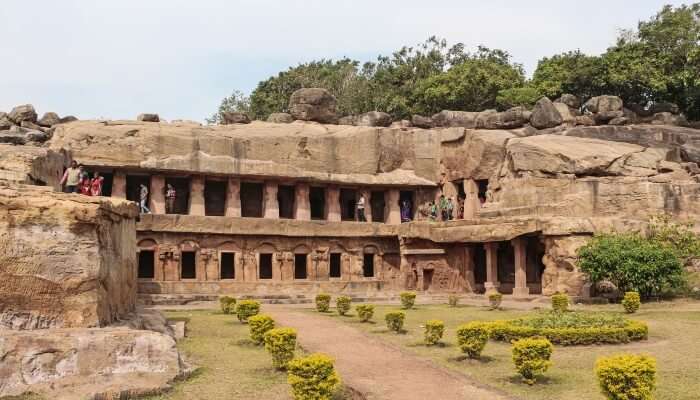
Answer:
407, 341, 454, 349
234, 338, 259, 347
447, 354, 496, 364
506, 374, 558, 386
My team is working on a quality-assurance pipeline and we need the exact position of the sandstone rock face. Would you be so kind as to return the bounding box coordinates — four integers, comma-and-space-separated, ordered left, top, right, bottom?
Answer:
337, 115, 356, 125
59, 115, 78, 124
38, 112, 61, 127
356, 111, 392, 127
411, 114, 434, 128
542, 235, 590, 295
0, 145, 65, 188
584, 95, 623, 113
0, 184, 139, 329
49, 120, 439, 185
390, 119, 412, 129
288, 88, 337, 123
8, 104, 38, 124
556, 94, 580, 109
652, 112, 688, 126
0, 112, 12, 130
0, 328, 188, 399
553, 102, 577, 125
475, 107, 529, 129
530, 97, 563, 129
222, 111, 251, 124
650, 101, 680, 114
266, 112, 294, 123
137, 113, 160, 122
432, 110, 478, 128
441, 129, 514, 181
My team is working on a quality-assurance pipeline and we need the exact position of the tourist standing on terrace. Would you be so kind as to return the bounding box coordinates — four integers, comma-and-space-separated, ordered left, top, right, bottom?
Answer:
139, 183, 151, 214
90, 172, 104, 196
356, 193, 366, 221
447, 197, 454, 220
400, 199, 412, 222
78, 166, 91, 196
165, 184, 176, 214
439, 195, 449, 221
60, 160, 81, 193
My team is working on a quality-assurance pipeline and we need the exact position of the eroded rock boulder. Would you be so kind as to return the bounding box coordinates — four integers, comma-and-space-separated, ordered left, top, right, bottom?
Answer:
288, 88, 337, 123
266, 112, 294, 123
584, 95, 623, 114
556, 94, 581, 109
530, 97, 563, 129
59, 115, 78, 124
0, 184, 139, 330
553, 102, 577, 125
137, 113, 160, 122
432, 110, 478, 128
37, 112, 61, 127
0, 112, 12, 130
222, 111, 251, 124
356, 111, 392, 127
411, 114, 434, 129
8, 104, 37, 124
650, 101, 680, 115
476, 107, 529, 129
652, 112, 688, 127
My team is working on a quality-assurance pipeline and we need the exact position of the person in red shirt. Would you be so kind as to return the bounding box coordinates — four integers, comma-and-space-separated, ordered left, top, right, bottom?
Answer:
90, 172, 104, 196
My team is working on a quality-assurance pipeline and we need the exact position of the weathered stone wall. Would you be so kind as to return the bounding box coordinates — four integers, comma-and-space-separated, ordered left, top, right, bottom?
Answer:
0, 144, 66, 189
0, 184, 139, 329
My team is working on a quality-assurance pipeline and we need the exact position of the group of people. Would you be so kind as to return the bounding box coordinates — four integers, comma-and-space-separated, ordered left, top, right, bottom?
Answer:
421, 195, 463, 222
137, 183, 178, 214
355, 194, 414, 223
59, 160, 104, 196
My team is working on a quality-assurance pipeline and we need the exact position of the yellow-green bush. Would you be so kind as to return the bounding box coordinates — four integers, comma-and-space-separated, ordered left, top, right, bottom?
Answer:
219, 296, 236, 314
596, 354, 656, 400
264, 327, 297, 369
315, 293, 331, 312
512, 337, 553, 385
287, 353, 341, 400
355, 304, 374, 322
488, 292, 502, 310
456, 322, 490, 358
551, 292, 569, 313
448, 294, 459, 307
236, 299, 261, 323
385, 311, 405, 333
336, 296, 351, 316
424, 319, 444, 345
248, 314, 275, 345
400, 291, 417, 309
622, 292, 641, 314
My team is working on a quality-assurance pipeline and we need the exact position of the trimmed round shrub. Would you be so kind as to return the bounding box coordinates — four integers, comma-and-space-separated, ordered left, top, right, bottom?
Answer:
622, 292, 641, 314
336, 296, 352, 316
385, 311, 405, 333
219, 296, 236, 314
448, 295, 459, 307
551, 292, 569, 313
236, 300, 261, 323
248, 314, 275, 345
355, 304, 374, 322
596, 354, 656, 400
264, 327, 297, 369
456, 322, 490, 358
487, 311, 648, 346
512, 337, 554, 385
400, 291, 417, 309
424, 319, 445, 346
488, 292, 502, 310
287, 353, 341, 400
315, 293, 331, 313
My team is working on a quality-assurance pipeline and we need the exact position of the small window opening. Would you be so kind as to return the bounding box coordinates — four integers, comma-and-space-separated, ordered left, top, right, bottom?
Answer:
220, 252, 235, 279
362, 253, 374, 277
259, 253, 273, 279
181, 251, 196, 279
138, 250, 155, 278
294, 254, 308, 279
330, 253, 341, 278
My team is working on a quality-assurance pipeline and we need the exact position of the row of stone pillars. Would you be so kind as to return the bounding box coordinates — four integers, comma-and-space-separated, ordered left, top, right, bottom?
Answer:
483, 238, 529, 297
111, 173, 404, 224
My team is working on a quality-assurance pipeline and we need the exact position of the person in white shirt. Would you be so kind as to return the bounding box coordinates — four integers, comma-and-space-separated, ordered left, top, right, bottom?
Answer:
356, 194, 366, 222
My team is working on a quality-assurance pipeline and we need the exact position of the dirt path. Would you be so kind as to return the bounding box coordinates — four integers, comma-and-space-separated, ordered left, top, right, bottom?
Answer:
265, 306, 514, 400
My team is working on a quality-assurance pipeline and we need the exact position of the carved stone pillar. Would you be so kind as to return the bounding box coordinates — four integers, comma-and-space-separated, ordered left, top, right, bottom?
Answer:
386, 189, 401, 225
112, 172, 126, 198
263, 182, 279, 219
512, 237, 529, 297
149, 175, 165, 214
225, 178, 241, 217
189, 176, 205, 216
463, 179, 480, 220
326, 186, 341, 222
294, 184, 310, 220
484, 242, 500, 292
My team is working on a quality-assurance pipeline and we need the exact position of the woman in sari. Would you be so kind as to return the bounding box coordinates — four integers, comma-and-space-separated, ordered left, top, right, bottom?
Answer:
90, 172, 104, 196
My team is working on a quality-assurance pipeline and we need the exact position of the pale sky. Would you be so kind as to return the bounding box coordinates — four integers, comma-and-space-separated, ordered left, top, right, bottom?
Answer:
0, 1, 689, 122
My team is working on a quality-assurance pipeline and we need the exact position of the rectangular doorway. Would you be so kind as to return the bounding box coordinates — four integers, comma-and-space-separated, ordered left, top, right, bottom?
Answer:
259, 253, 273, 279
241, 182, 264, 218
138, 250, 155, 279
423, 269, 434, 291
294, 254, 308, 279
126, 175, 150, 203
205, 180, 227, 216
220, 252, 235, 279
278, 185, 295, 219
329, 253, 341, 278
181, 251, 196, 279
340, 188, 357, 221
309, 187, 325, 220
370, 191, 385, 222
165, 177, 191, 215
362, 254, 374, 277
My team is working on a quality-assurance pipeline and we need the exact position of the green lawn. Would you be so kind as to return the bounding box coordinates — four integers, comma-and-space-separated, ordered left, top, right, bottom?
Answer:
322, 300, 700, 400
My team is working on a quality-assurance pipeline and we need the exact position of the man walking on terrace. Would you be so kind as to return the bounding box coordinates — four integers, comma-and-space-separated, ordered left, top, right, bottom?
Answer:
59, 160, 81, 193
139, 183, 151, 214
356, 193, 366, 222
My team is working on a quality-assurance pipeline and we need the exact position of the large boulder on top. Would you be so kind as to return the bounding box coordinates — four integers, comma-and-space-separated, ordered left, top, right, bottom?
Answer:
222, 111, 250, 124
137, 113, 160, 122
266, 112, 293, 123
553, 103, 577, 125
37, 112, 61, 127
530, 97, 563, 129
652, 112, 688, 127
556, 94, 581, 109
650, 101, 680, 115
356, 111, 392, 127
584, 95, 623, 113
411, 114, 434, 129
476, 107, 529, 129
59, 115, 78, 124
288, 88, 337, 123
8, 104, 37, 124
431, 110, 478, 128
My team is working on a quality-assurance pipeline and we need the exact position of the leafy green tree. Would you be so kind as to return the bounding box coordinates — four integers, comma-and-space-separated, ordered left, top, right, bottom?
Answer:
206, 90, 251, 124
530, 50, 606, 100
496, 86, 542, 110
577, 232, 685, 299
411, 47, 525, 114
